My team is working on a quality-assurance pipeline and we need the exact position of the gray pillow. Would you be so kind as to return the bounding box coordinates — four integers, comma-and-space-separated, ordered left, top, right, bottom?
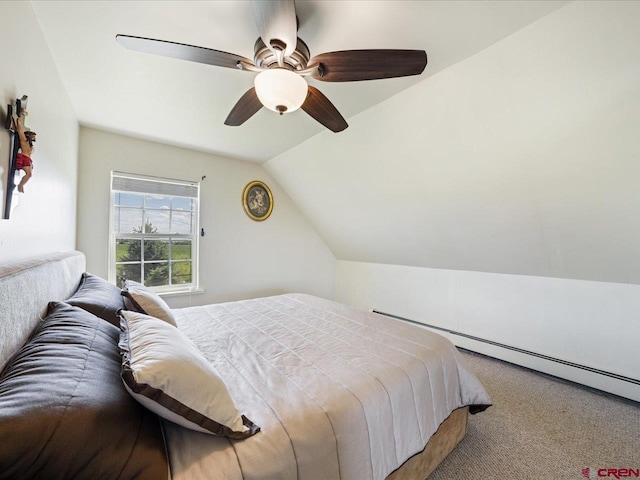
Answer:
66, 272, 126, 326
0, 302, 168, 480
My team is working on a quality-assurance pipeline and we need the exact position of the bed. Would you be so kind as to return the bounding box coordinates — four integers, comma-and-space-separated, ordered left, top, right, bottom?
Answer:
0, 251, 491, 480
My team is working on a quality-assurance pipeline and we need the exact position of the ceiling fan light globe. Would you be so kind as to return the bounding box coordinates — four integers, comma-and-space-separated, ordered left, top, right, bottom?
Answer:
254, 69, 308, 114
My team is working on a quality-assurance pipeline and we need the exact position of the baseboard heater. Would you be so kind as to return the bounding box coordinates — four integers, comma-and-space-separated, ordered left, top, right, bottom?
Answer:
372, 310, 640, 387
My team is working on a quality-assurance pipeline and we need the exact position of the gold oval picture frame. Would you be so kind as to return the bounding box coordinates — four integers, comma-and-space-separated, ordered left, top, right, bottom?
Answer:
242, 180, 273, 221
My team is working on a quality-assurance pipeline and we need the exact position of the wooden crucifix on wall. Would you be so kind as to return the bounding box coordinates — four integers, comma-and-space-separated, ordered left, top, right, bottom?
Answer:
2, 96, 34, 219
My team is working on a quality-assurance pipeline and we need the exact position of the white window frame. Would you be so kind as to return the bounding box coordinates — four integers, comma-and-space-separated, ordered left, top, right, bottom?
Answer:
109, 171, 200, 295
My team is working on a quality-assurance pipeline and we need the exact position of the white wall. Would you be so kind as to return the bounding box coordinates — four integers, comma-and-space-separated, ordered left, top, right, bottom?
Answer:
266, 1, 640, 285
265, 2, 640, 401
77, 128, 335, 307
336, 261, 640, 402
0, 1, 78, 261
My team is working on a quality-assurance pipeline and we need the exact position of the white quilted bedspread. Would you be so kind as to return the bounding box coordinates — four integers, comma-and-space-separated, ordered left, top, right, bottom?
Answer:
165, 294, 490, 480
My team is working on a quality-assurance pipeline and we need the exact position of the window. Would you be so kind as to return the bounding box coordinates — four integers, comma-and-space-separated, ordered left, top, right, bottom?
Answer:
109, 171, 200, 293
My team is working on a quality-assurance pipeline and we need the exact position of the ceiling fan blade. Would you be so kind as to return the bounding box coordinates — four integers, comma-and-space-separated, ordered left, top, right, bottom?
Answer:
309, 50, 427, 82
224, 88, 263, 126
251, 0, 297, 57
116, 35, 254, 70
301, 86, 348, 133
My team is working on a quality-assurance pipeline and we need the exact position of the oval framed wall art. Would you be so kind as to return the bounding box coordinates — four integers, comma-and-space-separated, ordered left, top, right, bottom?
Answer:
242, 180, 273, 221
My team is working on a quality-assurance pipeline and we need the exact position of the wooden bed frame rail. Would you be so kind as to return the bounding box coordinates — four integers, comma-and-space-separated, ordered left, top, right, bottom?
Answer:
387, 406, 468, 480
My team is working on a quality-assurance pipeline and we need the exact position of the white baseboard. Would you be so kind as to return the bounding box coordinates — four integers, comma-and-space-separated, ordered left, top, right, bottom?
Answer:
424, 327, 640, 404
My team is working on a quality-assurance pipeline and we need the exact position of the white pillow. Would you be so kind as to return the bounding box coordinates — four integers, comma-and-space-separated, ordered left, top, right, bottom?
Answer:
121, 280, 177, 326
118, 310, 259, 438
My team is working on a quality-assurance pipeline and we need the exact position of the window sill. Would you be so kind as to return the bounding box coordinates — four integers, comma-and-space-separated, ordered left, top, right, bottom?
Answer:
156, 287, 205, 298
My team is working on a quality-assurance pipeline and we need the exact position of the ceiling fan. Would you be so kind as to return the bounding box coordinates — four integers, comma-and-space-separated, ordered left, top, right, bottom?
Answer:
116, 0, 427, 133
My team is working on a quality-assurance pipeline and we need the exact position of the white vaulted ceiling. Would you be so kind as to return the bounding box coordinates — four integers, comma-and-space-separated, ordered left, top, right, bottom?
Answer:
32, 0, 568, 162
265, 1, 640, 285
33, 1, 640, 286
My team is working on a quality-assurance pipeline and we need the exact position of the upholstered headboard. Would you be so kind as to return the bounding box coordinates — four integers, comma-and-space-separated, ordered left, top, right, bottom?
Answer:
0, 251, 85, 369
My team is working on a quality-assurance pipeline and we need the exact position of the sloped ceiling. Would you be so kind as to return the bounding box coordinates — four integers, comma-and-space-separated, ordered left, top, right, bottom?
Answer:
33, 0, 640, 286
32, 0, 568, 162
266, 1, 640, 285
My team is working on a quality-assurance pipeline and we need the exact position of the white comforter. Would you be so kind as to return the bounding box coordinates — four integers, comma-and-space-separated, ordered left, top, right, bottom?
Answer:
166, 294, 490, 480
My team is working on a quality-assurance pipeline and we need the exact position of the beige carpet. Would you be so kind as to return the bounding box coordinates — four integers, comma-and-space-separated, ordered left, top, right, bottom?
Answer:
429, 350, 640, 480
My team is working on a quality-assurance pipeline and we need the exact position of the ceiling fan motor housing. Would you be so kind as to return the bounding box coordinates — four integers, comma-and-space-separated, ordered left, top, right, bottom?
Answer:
254, 37, 310, 71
